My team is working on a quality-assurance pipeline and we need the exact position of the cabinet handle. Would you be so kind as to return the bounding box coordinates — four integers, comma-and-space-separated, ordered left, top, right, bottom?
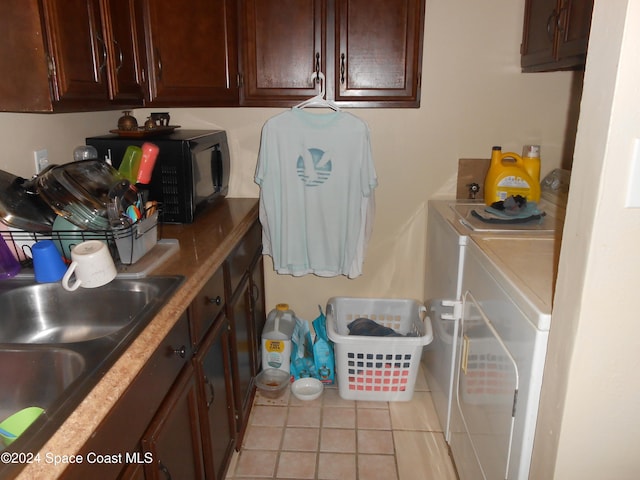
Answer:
204, 375, 216, 408
556, 5, 568, 37
113, 39, 123, 73
96, 34, 107, 75
158, 460, 173, 480
173, 345, 186, 359
250, 284, 260, 304
155, 48, 163, 80
205, 295, 222, 306
546, 10, 558, 42
314, 52, 320, 83
340, 53, 346, 84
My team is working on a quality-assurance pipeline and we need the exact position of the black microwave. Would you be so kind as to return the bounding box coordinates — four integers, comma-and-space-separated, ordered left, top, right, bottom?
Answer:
86, 130, 230, 223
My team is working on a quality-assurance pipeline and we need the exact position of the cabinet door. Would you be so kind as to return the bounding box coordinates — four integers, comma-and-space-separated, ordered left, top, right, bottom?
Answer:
239, 0, 326, 106
101, 0, 145, 102
0, 1, 52, 112
195, 317, 236, 480
119, 456, 147, 480
520, 0, 558, 69
228, 277, 255, 443
190, 267, 225, 347
41, 0, 110, 104
142, 366, 205, 480
333, 0, 424, 107
521, 0, 593, 71
555, 0, 594, 60
249, 252, 266, 370
141, 0, 239, 106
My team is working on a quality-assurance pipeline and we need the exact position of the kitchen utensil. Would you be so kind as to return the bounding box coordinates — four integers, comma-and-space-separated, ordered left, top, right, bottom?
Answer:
62, 240, 117, 291
0, 169, 56, 232
52, 215, 107, 260
36, 160, 125, 230
0, 407, 44, 446
118, 146, 142, 183
0, 235, 20, 279
136, 142, 160, 185
255, 368, 290, 399
291, 377, 324, 401
72, 145, 98, 162
32, 239, 67, 283
0, 224, 35, 262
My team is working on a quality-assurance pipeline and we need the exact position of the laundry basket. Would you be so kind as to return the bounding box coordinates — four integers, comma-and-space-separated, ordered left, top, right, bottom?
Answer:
326, 297, 433, 401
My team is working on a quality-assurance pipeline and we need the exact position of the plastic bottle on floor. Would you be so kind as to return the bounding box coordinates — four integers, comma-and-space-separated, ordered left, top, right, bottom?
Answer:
261, 304, 297, 373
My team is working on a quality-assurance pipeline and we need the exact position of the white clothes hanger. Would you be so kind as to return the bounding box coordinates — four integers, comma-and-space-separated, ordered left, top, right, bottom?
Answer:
293, 72, 341, 111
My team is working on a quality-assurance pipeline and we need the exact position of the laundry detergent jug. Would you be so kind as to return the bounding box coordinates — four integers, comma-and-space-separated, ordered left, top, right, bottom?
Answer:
484, 146, 541, 204
262, 304, 297, 373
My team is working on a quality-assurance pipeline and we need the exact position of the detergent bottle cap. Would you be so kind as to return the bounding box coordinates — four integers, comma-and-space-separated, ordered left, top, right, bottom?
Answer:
276, 303, 290, 311
523, 144, 540, 158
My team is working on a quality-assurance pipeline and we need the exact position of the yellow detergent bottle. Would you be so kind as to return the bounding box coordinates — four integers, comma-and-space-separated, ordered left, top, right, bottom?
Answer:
522, 144, 541, 196
484, 146, 541, 205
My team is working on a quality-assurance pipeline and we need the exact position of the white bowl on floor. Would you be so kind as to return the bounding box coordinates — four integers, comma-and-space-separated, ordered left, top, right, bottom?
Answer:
291, 377, 324, 401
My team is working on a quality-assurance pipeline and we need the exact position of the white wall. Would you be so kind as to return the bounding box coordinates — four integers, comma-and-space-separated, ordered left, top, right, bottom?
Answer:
532, 1, 640, 478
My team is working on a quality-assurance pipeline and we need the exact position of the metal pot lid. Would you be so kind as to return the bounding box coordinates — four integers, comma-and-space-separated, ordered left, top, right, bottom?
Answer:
0, 169, 56, 232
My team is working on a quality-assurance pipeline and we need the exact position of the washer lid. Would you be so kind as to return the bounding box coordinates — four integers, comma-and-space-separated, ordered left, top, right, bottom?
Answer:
472, 235, 558, 330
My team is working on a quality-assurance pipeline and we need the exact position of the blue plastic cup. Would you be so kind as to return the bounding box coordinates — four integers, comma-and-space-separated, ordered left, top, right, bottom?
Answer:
32, 240, 67, 283
0, 235, 20, 279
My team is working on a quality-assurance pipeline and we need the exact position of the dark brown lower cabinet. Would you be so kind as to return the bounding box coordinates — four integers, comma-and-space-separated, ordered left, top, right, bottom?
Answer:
194, 316, 236, 480
141, 366, 205, 480
249, 252, 266, 371
228, 276, 255, 445
55, 220, 265, 480
119, 458, 146, 480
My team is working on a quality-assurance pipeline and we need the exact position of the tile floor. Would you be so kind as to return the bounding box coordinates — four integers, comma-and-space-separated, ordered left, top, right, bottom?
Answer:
225, 367, 458, 480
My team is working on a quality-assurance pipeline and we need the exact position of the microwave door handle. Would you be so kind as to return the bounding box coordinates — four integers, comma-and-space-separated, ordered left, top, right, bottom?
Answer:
210, 147, 222, 192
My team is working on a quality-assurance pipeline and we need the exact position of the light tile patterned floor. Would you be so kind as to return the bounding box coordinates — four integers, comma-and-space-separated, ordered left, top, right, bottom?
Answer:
225, 368, 458, 480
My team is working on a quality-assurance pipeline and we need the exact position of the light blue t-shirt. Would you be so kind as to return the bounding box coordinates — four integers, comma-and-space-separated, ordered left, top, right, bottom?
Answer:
255, 109, 378, 277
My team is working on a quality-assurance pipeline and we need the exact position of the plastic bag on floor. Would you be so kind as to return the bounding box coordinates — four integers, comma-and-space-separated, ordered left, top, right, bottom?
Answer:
290, 316, 317, 380
313, 306, 335, 385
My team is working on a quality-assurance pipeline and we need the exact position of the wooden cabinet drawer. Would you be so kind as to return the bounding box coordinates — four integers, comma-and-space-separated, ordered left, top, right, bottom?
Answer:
60, 313, 192, 479
190, 267, 225, 347
226, 221, 261, 296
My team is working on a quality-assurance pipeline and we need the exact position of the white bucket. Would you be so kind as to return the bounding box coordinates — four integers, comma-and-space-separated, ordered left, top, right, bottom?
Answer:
261, 303, 297, 373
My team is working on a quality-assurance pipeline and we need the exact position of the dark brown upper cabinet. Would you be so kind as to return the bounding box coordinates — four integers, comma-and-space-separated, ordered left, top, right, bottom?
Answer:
102, 0, 146, 103
239, 0, 425, 107
239, 0, 326, 106
139, 0, 239, 106
332, 0, 425, 107
0, 0, 144, 112
521, 0, 594, 72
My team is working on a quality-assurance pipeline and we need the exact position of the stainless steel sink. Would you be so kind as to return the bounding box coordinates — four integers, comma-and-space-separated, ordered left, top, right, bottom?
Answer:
0, 275, 184, 473
0, 278, 180, 344
0, 348, 85, 420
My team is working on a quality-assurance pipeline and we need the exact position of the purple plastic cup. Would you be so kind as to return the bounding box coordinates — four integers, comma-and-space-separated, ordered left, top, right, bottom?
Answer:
0, 235, 20, 279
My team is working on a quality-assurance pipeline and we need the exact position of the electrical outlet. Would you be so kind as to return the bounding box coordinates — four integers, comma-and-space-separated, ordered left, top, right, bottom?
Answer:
34, 149, 48, 174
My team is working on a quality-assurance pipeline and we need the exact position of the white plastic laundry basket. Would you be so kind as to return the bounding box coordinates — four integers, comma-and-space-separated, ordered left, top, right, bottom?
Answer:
326, 297, 433, 401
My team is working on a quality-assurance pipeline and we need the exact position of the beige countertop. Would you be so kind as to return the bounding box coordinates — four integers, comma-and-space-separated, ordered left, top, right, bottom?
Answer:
16, 198, 259, 479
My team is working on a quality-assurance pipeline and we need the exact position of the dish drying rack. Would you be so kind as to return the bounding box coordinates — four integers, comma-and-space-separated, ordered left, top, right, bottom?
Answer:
1, 212, 161, 267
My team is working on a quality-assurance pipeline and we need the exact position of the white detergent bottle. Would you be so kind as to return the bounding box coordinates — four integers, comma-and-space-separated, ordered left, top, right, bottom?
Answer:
261, 303, 297, 373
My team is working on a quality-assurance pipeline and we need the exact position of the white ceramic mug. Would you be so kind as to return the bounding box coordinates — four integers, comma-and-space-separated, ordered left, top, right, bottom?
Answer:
62, 240, 117, 291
